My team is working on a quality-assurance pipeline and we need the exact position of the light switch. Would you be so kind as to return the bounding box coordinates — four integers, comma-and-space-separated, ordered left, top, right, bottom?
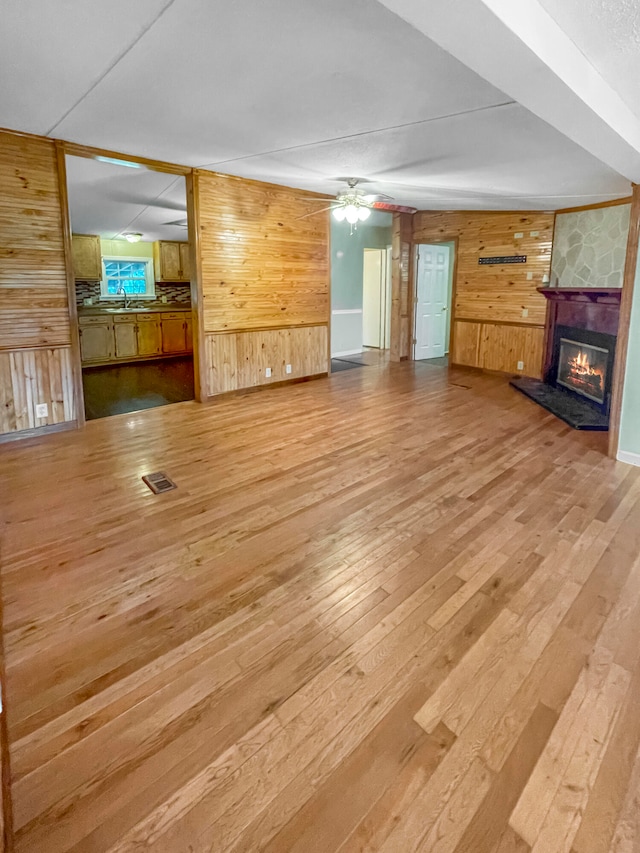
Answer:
522, 308, 529, 318
526, 272, 533, 280
530, 231, 539, 237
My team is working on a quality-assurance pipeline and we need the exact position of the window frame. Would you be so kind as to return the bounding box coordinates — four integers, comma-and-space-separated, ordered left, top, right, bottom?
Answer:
100, 256, 156, 300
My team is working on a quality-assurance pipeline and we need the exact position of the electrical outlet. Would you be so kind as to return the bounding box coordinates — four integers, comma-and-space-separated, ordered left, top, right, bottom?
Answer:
36, 403, 48, 418
265, 367, 272, 378
517, 361, 524, 371
514, 231, 524, 239
522, 308, 529, 318
526, 271, 533, 281
530, 230, 539, 237
285, 364, 292, 374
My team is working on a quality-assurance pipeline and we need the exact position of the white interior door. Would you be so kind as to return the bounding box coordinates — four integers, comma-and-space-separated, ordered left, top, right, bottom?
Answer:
414, 244, 450, 360
362, 249, 384, 348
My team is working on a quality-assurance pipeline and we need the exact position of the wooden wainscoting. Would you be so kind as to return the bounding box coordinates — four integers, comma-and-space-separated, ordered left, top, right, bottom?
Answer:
0, 347, 76, 433
0, 130, 76, 437
452, 320, 545, 378
205, 325, 328, 395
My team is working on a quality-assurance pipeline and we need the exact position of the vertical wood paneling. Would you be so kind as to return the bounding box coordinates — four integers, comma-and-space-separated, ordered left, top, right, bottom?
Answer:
0, 130, 76, 436
205, 326, 328, 395
0, 348, 76, 433
390, 213, 413, 362
413, 211, 554, 377
452, 320, 544, 378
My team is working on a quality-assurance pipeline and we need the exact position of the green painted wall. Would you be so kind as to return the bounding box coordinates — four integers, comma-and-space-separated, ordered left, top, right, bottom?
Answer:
619, 233, 640, 460
331, 211, 392, 311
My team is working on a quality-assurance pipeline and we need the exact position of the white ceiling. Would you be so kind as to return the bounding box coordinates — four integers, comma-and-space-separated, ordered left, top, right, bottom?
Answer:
538, 0, 640, 122
65, 155, 187, 242
0, 0, 635, 210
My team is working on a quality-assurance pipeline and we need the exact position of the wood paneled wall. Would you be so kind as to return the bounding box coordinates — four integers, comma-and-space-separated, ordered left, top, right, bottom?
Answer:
390, 213, 414, 362
205, 326, 328, 395
0, 131, 76, 435
412, 211, 554, 377
194, 170, 330, 395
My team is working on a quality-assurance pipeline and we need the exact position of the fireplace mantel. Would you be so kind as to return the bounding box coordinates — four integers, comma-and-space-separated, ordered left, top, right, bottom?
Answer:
538, 287, 622, 305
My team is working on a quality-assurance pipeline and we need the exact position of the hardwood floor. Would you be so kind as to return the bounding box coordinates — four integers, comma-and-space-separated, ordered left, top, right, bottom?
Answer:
1, 358, 639, 852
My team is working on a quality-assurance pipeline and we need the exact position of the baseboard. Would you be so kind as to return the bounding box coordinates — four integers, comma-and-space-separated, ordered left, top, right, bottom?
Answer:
0, 420, 78, 445
205, 372, 328, 400
617, 449, 640, 467
332, 349, 363, 358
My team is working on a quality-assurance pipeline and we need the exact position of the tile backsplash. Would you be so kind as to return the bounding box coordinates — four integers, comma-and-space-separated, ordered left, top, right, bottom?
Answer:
75, 280, 191, 307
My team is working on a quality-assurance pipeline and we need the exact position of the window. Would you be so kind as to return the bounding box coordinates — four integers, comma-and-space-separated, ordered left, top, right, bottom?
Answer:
101, 257, 155, 299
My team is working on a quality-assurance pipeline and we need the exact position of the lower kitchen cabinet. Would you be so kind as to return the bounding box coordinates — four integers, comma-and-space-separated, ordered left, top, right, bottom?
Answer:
80, 311, 192, 365
137, 316, 162, 357
79, 318, 113, 363
113, 318, 138, 359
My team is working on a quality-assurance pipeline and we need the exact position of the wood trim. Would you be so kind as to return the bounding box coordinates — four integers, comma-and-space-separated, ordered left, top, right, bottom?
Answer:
192, 167, 329, 200
0, 565, 13, 852
61, 140, 191, 176
55, 141, 85, 428
555, 196, 633, 215
455, 317, 545, 329
608, 184, 640, 458
185, 171, 207, 404
0, 419, 78, 445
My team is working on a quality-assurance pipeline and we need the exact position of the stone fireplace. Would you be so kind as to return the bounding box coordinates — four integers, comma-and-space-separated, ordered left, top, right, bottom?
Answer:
511, 288, 622, 430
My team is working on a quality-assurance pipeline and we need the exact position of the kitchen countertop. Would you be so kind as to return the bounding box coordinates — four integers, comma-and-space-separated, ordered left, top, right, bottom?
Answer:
78, 304, 192, 315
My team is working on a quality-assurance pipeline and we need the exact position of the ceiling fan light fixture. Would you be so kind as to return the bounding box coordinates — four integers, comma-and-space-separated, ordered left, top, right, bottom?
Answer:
345, 204, 359, 224
332, 207, 346, 222
357, 207, 371, 221
123, 232, 143, 243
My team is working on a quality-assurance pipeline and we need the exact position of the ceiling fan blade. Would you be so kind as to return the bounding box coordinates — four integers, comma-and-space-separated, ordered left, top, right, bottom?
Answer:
363, 192, 394, 203
372, 201, 417, 214
296, 206, 335, 220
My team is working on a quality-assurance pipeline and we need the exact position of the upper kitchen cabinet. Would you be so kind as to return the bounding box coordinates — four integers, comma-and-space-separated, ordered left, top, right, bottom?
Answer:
72, 234, 102, 280
153, 241, 191, 282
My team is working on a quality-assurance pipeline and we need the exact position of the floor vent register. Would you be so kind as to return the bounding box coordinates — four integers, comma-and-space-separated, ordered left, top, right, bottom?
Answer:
142, 472, 177, 494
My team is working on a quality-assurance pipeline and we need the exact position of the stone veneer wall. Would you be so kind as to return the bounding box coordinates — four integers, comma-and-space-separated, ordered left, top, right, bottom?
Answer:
551, 204, 631, 289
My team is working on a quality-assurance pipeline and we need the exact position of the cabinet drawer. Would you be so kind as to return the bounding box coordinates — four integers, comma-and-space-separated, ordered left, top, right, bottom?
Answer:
79, 315, 112, 326
113, 314, 137, 324
137, 313, 160, 322
161, 311, 187, 320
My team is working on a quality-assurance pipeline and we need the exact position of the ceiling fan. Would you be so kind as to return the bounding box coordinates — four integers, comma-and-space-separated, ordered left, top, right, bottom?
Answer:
299, 178, 416, 229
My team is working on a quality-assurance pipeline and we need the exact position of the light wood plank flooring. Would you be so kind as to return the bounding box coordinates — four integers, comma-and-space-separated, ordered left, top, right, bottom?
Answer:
1, 359, 639, 852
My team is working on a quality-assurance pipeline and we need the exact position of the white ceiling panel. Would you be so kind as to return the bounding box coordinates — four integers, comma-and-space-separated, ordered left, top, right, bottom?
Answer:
51, 0, 509, 164
213, 102, 630, 209
538, 0, 640, 121
65, 155, 187, 242
0, 0, 173, 135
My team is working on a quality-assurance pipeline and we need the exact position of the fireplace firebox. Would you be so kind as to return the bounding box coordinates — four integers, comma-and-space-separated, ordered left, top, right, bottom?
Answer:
551, 325, 616, 416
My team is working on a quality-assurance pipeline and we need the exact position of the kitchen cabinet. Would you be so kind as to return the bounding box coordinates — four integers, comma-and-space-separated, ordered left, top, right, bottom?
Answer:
72, 234, 102, 280
161, 312, 191, 353
113, 316, 138, 359
153, 241, 191, 282
136, 315, 162, 356
185, 316, 193, 351
79, 316, 113, 363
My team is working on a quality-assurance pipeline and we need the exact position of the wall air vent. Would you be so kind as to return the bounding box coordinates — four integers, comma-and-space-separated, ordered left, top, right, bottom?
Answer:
142, 472, 177, 494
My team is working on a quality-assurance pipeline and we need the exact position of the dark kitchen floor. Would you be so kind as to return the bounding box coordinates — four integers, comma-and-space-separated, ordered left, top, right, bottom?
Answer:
82, 356, 194, 420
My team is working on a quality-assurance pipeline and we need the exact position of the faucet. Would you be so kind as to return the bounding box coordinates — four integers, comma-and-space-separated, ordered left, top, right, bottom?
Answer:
117, 285, 131, 309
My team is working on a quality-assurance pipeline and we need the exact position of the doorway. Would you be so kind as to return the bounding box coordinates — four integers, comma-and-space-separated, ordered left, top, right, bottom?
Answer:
414, 242, 455, 360
362, 248, 392, 349
64, 154, 196, 419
